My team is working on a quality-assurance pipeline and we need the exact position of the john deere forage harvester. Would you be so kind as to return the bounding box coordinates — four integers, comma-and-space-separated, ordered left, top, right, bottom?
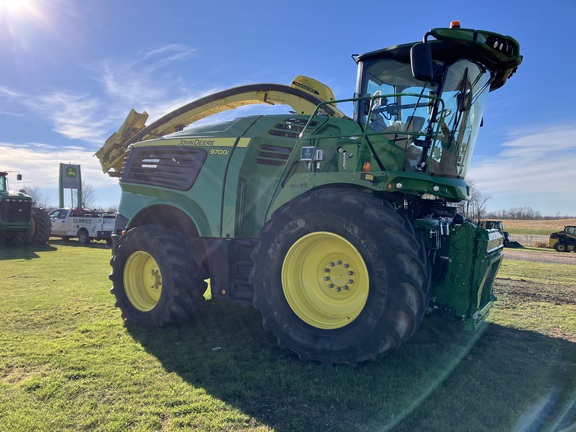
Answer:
96, 21, 522, 365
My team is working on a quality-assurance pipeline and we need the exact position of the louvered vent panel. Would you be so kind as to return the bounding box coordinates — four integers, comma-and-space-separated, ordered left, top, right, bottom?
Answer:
123, 147, 207, 191
267, 118, 317, 139
256, 145, 292, 166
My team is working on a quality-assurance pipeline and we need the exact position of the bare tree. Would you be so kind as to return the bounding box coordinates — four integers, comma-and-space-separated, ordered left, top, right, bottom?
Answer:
81, 181, 97, 209
463, 178, 492, 223
20, 186, 51, 208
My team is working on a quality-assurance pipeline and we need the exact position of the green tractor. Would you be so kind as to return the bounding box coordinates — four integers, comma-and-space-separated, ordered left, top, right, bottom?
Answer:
97, 21, 522, 365
549, 226, 576, 252
0, 171, 51, 246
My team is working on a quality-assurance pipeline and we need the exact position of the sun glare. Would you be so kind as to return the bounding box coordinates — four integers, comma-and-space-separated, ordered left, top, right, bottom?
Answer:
0, 0, 31, 13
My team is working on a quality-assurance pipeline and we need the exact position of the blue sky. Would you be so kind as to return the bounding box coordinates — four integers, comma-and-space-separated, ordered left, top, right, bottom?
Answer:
1, 0, 575, 216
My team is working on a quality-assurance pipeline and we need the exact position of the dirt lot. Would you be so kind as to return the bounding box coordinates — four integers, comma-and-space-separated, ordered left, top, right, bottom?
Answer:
496, 247, 576, 342
504, 247, 576, 265
507, 233, 550, 247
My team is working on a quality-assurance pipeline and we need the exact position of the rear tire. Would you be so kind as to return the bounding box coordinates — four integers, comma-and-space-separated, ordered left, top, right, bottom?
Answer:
78, 229, 90, 244
29, 208, 51, 245
251, 188, 430, 365
1, 230, 28, 245
110, 225, 206, 327
1, 208, 51, 245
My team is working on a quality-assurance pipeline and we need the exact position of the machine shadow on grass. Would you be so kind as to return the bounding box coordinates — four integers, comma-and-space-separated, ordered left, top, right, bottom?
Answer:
126, 301, 576, 432
47, 239, 111, 249
0, 239, 109, 260
0, 243, 57, 260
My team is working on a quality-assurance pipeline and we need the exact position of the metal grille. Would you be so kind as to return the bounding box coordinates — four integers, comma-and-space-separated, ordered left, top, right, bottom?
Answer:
0, 198, 32, 223
123, 147, 207, 191
256, 145, 292, 166
267, 118, 318, 139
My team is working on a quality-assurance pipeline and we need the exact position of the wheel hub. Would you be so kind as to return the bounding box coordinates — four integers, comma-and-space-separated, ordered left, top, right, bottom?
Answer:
322, 260, 354, 293
282, 231, 369, 330
124, 251, 163, 312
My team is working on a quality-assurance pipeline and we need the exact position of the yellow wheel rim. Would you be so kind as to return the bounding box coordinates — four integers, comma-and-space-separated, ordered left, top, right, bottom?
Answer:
282, 232, 370, 330
124, 251, 162, 312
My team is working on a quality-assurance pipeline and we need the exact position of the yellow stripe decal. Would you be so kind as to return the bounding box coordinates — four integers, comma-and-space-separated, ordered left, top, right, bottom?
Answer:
136, 137, 251, 148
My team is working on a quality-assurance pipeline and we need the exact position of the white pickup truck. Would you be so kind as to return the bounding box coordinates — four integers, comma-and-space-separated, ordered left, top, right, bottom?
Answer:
49, 208, 116, 244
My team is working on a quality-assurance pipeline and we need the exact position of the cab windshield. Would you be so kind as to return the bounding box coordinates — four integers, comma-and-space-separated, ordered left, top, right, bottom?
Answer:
358, 57, 490, 178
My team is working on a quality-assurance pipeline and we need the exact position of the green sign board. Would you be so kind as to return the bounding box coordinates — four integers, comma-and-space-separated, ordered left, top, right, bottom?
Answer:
59, 163, 83, 208
61, 164, 81, 189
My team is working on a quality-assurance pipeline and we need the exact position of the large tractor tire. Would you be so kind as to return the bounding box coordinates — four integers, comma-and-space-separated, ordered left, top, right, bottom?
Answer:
29, 208, 51, 245
1, 230, 27, 245
110, 225, 207, 327
251, 188, 430, 365
1, 208, 51, 245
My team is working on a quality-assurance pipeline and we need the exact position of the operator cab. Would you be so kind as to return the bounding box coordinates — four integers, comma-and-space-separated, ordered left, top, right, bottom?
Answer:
354, 21, 521, 179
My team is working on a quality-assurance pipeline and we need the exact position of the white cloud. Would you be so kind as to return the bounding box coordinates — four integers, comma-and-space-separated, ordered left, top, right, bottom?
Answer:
469, 126, 576, 216
140, 44, 198, 72
24, 92, 108, 143
1, 44, 204, 149
98, 44, 199, 109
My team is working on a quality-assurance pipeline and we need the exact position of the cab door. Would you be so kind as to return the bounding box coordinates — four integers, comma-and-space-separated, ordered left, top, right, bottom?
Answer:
49, 209, 68, 235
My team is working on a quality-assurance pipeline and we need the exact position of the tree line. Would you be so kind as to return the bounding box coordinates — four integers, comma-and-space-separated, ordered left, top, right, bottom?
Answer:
462, 178, 573, 221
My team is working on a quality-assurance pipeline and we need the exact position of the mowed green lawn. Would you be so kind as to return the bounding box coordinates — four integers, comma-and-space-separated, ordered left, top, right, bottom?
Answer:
1, 241, 575, 431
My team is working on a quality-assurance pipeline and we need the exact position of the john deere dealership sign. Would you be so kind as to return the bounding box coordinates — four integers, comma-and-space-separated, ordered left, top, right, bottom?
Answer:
61, 164, 81, 189
59, 163, 82, 208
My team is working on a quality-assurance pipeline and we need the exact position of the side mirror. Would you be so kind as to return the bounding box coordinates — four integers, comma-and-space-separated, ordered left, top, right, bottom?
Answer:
410, 43, 433, 81
16, 174, 22, 181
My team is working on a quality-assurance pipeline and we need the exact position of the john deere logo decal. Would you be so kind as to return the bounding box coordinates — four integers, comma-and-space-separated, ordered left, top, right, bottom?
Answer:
66, 166, 78, 178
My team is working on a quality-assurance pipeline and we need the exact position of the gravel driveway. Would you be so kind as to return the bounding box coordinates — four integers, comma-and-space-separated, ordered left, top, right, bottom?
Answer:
504, 247, 576, 265
506, 234, 550, 247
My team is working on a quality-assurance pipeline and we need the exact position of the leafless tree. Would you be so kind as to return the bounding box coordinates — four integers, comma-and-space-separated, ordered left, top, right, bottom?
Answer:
463, 178, 492, 223
20, 186, 51, 208
485, 207, 543, 220
81, 181, 97, 209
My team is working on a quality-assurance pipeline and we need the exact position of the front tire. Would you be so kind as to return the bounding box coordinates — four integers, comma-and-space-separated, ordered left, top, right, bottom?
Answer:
110, 225, 207, 327
251, 188, 430, 365
554, 242, 568, 252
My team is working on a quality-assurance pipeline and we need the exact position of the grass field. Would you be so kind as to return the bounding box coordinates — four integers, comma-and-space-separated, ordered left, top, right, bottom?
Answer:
1, 238, 575, 431
501, 218, 576, 236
